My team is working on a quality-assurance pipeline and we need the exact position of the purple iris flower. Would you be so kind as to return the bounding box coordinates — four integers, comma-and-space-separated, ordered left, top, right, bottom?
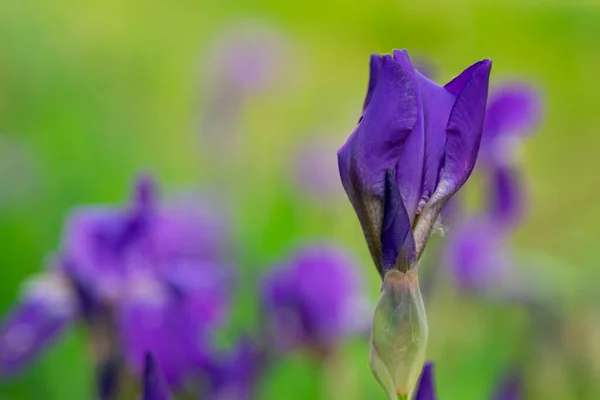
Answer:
261, 244, 368, 356
0, 176, 230, 391
205, 21, 288, 94
445, 83, 542, 293
337, 49, 491, 398
291, 138, 345, 201
481, 83, 541, 166
338, 49, 492, 276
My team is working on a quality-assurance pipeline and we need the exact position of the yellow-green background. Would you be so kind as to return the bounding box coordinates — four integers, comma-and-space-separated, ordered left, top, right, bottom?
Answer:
1, 0, 599, 399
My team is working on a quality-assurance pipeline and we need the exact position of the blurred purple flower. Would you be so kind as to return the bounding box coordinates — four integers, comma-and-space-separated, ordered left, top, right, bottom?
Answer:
261, 244, 367, 356
481, 83, 542, 165
0, 275, 75, 372
291, 138, 344, 201
141, 354, 171, 400
198, 21, 291, 169
204, 339, 265, 400
444, 82, 542, 293
338, 49, 491, 276
0, 176, 231, 391
445, 216, 514, 293
206, 22, 288, 94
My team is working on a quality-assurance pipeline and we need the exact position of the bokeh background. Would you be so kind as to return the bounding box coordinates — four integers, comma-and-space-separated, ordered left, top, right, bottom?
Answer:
1, 0, 599, 399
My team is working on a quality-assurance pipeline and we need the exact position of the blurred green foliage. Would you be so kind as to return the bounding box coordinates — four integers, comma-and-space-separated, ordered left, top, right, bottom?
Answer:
1, 0, 600, 399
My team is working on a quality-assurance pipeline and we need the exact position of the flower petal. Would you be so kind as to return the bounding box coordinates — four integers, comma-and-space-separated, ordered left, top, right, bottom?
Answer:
414, 362, 437, 400
0, 275, 75, 373
118, 292, 209, 388
390, 49, 425, 220
362, 55, 383, 114
413, 59, 491, 257
205, 338, 265, 400
394, 49, 456, 207
445, 217, 512, 293
141, 353, 171, 400
338, 54, 419, 271
484, 83, 541, 142
440, 59, 492, 196
488, 164, 523, 227
381, 170, 415, 274
261, 245, 363, 352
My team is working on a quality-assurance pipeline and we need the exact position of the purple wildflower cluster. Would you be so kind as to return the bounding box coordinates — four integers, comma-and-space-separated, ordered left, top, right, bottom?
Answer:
444, 84, 542, 295
0, 176, 367, 399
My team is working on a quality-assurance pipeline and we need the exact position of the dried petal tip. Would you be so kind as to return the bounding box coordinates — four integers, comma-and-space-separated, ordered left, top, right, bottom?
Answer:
370, 269, 428, 399
141, 353, 171, 400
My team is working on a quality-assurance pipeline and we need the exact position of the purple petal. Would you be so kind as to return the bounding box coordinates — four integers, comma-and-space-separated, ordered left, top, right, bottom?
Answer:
205, 339, 265, 400
338, 53, 419, 273
381, 170, 415, 273
339, 53, 419, 197
146, 203, 227, 267
261, 245, 364, 353
445, 217, 512, 292
414, 362, 437, 400
390, 49, 425, 220
162, 260, 232, 328
362, 55, 383, 113
436, 59, 492, 200
60, 206, 134, 297
132, 174, 158, 214
484, 83, 541, 142
118, 290, 209, 388
206, 22, 288, 93
488, 164, 523, 227
0, 275, 75, 373
142, 353, 172, 400
291, 138, 345, 201
394, 50, 456, 208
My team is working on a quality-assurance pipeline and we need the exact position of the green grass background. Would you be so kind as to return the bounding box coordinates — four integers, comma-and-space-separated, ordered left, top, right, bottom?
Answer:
1, 0, 600, 398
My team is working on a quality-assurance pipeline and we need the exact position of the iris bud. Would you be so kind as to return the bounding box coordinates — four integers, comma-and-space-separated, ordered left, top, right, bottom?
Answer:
370, 269, 428, 399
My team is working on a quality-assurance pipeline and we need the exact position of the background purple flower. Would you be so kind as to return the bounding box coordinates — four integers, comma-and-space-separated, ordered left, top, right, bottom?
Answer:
290, 137, 345, 201
0, 176, 231, 391
443, 82, 542, 293
0, 275, 75, 374
261, 244, 367, 356
203, 339, 265, 400
204, 21, 289, 94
